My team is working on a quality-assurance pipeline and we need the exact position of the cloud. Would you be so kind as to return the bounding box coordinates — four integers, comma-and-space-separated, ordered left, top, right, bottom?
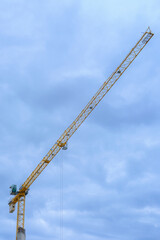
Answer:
0, 0, 160, 240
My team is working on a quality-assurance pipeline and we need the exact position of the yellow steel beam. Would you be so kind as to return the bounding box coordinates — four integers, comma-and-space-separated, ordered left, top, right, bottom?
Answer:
9, 27, 154, 207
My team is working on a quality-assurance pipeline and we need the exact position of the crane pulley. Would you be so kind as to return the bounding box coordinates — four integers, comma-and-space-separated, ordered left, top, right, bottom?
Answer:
9, 27, 154, 240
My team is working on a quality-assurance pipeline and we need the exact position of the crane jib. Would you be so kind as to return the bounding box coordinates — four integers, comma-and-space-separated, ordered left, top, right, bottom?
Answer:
9, 28, 154, 206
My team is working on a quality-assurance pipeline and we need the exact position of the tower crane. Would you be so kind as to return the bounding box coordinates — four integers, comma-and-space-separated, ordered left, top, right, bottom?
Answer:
9, 27, 154, 240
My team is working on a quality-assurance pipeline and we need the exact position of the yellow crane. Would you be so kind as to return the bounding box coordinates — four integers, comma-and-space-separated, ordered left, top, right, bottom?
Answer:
9, 27, 154, 240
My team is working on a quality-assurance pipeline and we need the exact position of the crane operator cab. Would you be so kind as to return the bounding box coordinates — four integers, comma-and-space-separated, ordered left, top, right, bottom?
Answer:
9, 185, 17, 213
10, 184, 17, 195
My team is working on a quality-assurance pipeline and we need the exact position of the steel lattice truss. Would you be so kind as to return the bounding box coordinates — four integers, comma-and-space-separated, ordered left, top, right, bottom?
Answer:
9, 28, 154, 236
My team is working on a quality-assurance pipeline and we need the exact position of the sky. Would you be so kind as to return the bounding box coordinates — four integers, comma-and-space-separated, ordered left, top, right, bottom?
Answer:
0, 0, 160, 239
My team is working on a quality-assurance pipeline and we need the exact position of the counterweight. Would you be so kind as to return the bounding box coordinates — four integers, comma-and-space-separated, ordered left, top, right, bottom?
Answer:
9, 27, 154, 240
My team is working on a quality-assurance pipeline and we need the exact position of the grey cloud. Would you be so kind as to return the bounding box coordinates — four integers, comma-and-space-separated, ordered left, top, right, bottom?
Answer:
1, 0, 160, 240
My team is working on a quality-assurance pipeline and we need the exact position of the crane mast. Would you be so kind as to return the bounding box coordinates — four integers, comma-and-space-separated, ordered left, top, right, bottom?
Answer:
9, 27, 154, 240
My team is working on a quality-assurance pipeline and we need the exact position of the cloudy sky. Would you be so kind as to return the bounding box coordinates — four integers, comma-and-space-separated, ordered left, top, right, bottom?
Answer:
0, 0, 160, 239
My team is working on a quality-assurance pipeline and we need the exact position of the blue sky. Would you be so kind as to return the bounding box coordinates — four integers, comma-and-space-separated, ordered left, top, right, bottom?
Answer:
0, 0, 160, 239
